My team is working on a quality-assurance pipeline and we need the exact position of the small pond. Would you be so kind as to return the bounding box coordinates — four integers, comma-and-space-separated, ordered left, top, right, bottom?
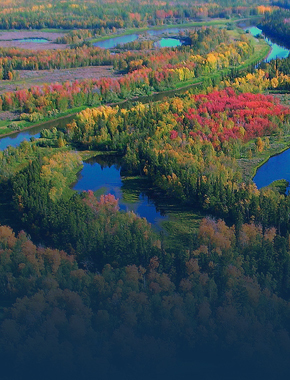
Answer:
72, 155, 167, 227
16, 38, 49, 43
154, 37, 183, 48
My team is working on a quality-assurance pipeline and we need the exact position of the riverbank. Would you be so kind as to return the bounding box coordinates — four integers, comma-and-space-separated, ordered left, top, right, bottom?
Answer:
90, 16, 262, 43
238, 134, 290, 183
0, 30, 270, 140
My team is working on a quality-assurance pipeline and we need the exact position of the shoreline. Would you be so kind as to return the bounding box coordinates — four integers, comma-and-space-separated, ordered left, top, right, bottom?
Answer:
0, 21, 275, 141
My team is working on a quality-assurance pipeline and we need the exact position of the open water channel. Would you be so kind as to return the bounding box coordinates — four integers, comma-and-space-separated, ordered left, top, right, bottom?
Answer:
245, 26, 290, 192
1, 24, 290, 226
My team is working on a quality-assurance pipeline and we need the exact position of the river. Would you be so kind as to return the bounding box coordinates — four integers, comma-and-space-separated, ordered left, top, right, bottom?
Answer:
94, 28, 186, 49
245, 26, 290, 192
245, 26, 290, 61
1, 24, 290, 221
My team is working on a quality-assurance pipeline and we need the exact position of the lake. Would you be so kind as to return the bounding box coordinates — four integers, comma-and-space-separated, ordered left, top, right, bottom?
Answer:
94, 27, 186, 49
253, 149, 290, 193
72, 155, 167, 227
245, 26, 290, 191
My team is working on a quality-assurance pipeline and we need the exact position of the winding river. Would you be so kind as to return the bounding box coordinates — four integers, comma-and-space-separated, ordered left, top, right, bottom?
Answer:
1, 24, 290, 226
245, 26, 290, 61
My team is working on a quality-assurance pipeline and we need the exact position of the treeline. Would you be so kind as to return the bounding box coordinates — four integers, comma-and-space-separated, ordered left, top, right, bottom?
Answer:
0, 46, 114, 78
259, 9, 290, 47
115, 39, 155, 50
9, 151, 158, 269
2, 204, 290, 379
221, 67, 290, 92
0, 26, 236, 79
55, 29, 94, 45
0, 35, 253, 117
0, 0, 271, 31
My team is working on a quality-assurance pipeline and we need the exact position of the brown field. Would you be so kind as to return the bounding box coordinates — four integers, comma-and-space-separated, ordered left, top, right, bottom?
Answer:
0, 65, 121, 94
0, 31, 68, 50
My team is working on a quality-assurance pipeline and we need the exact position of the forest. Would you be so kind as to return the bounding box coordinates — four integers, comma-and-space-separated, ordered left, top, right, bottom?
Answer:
1, 1, 290, 380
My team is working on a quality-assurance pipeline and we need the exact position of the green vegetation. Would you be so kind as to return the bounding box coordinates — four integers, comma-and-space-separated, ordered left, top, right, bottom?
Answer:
265, 178, 289, 193
1, 2, 290, 378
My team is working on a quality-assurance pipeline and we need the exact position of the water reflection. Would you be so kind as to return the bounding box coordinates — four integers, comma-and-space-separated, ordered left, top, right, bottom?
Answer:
245, 26, 290, 61
72, 155, 167, 226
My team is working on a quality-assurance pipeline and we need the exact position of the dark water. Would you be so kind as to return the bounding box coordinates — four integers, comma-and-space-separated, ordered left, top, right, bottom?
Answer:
245, 26, 290, 61
94, 27, 185, 49
72, 156, 167, 227
253, 149, 290, 193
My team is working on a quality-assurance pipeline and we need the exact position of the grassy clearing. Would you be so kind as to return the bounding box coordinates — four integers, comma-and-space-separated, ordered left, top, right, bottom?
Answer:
160, 208, 202, 250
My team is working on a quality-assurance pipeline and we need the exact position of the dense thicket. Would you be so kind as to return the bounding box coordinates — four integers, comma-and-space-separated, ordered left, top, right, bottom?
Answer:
9, 151, 158, 270
61, 90, 290, 234
1, 213, 290, 379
